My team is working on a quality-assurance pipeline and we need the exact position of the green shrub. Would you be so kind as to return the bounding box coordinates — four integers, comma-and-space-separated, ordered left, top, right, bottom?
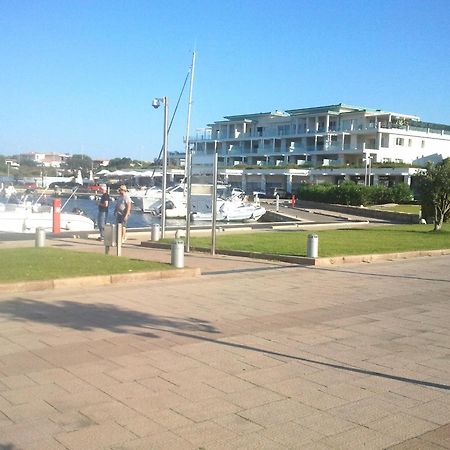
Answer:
297, 182, 413, 206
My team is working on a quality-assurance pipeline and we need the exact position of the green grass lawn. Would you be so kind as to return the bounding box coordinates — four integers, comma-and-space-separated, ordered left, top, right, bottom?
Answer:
369, 204, 421, 214
0, 247, 171, 284
187, 224, 450, 258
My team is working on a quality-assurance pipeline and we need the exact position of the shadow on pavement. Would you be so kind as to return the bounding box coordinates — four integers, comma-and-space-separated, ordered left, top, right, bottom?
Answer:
153, 328, 450, 392
0, 298, 219, 336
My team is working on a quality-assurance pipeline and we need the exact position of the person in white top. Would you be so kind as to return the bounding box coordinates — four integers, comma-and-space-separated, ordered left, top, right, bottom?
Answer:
114, 184, 132, 242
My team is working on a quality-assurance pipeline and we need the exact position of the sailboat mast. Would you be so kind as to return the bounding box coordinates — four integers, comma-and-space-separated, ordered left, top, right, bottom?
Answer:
184, 51, 196, 177
184, 51, 196, 253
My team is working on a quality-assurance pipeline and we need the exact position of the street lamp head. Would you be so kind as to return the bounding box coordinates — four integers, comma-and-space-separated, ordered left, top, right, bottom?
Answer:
152, 98, 161, 109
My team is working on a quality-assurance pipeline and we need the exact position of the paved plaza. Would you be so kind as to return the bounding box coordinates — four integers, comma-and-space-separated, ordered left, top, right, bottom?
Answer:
0, 238, 449, 449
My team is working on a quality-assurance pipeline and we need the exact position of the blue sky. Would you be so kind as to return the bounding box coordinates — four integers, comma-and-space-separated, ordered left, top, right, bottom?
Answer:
1, 0, 449, 161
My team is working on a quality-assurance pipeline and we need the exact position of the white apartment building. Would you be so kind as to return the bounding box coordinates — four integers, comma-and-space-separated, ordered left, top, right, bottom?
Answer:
190, 103, 450, 193
20, 152, 70, 168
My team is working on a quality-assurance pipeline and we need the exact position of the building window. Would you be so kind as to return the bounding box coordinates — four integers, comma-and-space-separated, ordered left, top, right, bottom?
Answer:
395, 137, 404, 146
408, 139, 412, 147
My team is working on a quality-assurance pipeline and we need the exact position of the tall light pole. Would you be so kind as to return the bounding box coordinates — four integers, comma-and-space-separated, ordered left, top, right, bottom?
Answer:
152, 96, 169, 238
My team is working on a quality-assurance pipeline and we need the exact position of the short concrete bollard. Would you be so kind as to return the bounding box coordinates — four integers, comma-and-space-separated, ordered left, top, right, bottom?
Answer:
171, 239, 185, 268
35, 227, 46, 247
307, 234, 318, 258
151, 224, 161, 242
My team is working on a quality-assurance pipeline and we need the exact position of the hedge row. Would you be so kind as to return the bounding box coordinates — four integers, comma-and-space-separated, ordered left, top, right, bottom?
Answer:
297, 182, 413, 206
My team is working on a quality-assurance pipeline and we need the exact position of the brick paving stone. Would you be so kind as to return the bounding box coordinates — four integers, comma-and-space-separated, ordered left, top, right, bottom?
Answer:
171, 396, 241, 422
319, 425, 403, 450
0, 242, 449, 449
116, 414, 167, 438
238, 398, 316, 427
110, 431, 194, 450
367, 412, 438, 440
294, 410, 357, 437
55, 421, 136, 450
406, 399, 450, 425
225, 386, 286, 409
172, 420, 238, 446
327, 396, 399, 425
213, 413, 264, 435
387, 438, 448, 449
260, 421, 324, 447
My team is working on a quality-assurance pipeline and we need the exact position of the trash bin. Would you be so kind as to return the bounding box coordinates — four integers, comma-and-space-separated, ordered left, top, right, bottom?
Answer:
307, 234, 318, 258
151, 224, 161, 242
35, 227, 46, 247
104, 223, 117, 247
171, 239, 184, 268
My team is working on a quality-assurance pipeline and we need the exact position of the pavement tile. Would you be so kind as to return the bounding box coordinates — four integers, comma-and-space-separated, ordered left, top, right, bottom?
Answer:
367, 412, 438, 440
0, 374, 36, 390
294, 410, 357, 437
213, 413, 264, 434
110, 431, 194, 450
11, 436, 68, 450
171, 396, 241, 422
420, 423, 450, 447
79, 400, 141, 423
406, 399, 450, 425
0, 243, 449, 448
170, 380, 226, 402
0, 382, 69, 406
116, 414, 167, 438
45, 389, 113, 413
1, 399, 58, 422
148, 408, 195, 429
173, 420, 238, 446
259, 420, 324, 447
320, 424, 402, 450
48, 410, 96, 432
107, 363, 163, 382
327, 396, 399, 425
203, 374, 256, 394
224, 386, 286, 409
238, 398, 316, 427
0, 417, 63, 446
55, 421, 136, 450
0, 351, 54, 376
387, 437, 448, 449
204, 432, 287, 450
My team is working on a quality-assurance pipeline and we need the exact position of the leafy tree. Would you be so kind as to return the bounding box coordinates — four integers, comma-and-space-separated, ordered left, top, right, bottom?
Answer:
417, 158, 450, 231
107, 157, 133, 170
63, 154, 93, 172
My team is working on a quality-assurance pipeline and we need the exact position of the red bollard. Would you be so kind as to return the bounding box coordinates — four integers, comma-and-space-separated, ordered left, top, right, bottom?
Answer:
291, 194, 296, 208
52, 198, 61, 233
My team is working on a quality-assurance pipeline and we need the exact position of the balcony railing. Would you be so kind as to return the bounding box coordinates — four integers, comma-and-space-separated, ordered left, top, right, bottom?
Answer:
192, 121, 449, 141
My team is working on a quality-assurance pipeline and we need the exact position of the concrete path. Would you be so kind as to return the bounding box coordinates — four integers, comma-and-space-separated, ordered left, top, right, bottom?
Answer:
0, 238, 449, 449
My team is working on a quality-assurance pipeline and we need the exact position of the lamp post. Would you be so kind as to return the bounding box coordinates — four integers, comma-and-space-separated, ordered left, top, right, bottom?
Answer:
152, 96, 169, 238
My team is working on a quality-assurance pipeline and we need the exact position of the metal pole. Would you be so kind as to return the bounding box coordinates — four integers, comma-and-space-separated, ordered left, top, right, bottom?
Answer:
161, 96, 168, 239
184, 51, 196, 179
211, 149, 218, 255
185, 146, 193, 252
184, 51, 196, 252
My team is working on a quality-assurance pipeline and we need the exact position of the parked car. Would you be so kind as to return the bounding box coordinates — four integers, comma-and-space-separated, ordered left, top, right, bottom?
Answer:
267, 188, 292, 199
252, 191, 267, 198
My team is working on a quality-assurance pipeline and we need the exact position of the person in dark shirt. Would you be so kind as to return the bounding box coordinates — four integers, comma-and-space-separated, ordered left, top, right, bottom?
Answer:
97, 184, 110, 240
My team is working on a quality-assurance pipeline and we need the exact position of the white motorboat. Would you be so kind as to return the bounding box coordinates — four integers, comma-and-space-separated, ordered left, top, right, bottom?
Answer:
0, 201, 95, 233
128, 186, 163, 211
192, 198, 266, 222
140, 184, 186, 214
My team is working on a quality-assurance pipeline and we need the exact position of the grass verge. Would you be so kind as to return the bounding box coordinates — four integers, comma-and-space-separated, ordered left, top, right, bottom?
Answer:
186, 224, 450, 258
368, 204, 421, 214
0, 247, 172, 283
